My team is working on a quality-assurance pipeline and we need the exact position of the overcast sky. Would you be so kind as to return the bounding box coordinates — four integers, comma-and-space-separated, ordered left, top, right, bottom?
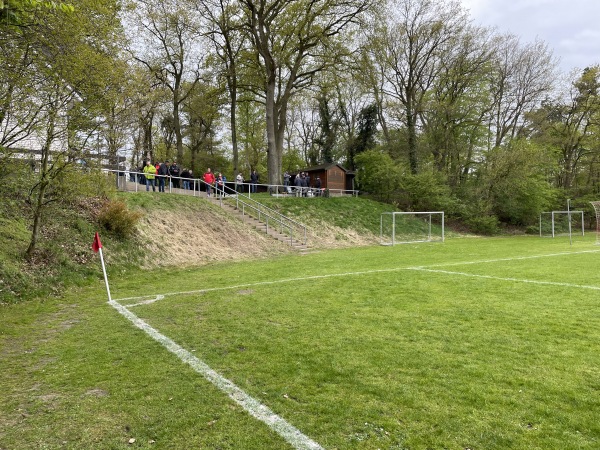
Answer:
460, 0, 600, 74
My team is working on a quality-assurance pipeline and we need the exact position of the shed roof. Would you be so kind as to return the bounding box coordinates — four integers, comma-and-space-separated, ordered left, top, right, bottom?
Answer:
300, 163, 352, 173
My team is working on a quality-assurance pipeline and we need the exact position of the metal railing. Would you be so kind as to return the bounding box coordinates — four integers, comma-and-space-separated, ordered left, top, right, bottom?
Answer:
104, 169, 307, 246
215, 184, 307, 246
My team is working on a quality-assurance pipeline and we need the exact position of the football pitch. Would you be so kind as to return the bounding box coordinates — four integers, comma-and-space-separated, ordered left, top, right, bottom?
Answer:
109, 235, 600, 449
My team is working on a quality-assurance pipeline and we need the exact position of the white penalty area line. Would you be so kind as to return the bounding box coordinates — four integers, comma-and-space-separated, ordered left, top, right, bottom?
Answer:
410, 267, 600, 291
414, 249, 600, 269
118, 249, 600, 307
108, 299, 324, 450
119, 249, 600, 307
118, 268, 406, 307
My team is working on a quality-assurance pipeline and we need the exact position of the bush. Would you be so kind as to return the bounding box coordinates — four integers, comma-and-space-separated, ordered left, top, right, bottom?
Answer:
465, 215, 500, 235
398, 171, 458, 213
97, 199, 142, 239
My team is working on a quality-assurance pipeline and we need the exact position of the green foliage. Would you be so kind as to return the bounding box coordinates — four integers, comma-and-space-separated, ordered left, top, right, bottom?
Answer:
50, 166, 117, 205
0, 0, 74, 27
484, 141, 556, 225
96, 199, 143, 239
465, 214, 500, 235
397, 171, 458, 213
355, 149, 401, 202
346, 104, 379, 170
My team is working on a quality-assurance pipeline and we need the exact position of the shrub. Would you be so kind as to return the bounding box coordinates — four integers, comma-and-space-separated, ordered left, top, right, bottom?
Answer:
465, 215, 500, 235
97, 199, 142, 239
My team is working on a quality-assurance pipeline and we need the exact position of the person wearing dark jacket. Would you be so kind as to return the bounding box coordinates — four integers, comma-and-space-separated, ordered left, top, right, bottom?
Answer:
181, 168, 190, 190
250, 170, 259, 193
169, 161, 181, 188
157, 160, 169, 192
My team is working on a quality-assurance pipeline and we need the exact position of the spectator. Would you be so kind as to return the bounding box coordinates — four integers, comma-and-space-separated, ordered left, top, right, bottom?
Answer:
216, 173, 226, 196
203, 168, 215, 197
170, 161, 181, 188
188, 170, 194, 190
283, 171, 291, 193
157, 160, 169, 192
181, 168, 190, 190
236, 172, 243, 193
315, 176, 322, 196
143, 161, 156, 192
250, 169, 259, 193
294, 171, 302, 196
137, 165, 145, 184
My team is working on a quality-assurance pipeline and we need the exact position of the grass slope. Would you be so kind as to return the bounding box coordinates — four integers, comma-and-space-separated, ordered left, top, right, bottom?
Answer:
0, 192, 429, 303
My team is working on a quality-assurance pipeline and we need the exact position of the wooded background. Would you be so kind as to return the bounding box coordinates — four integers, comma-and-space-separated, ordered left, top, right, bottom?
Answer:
2, 0, 600, 243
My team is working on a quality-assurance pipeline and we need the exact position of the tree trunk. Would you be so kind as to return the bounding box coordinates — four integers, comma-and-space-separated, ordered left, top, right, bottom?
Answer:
230, 81, 239, 173
406, 97, 418, 174
26, 105, 56, 259
173, 85, 183, 164
265, 76, 279, 187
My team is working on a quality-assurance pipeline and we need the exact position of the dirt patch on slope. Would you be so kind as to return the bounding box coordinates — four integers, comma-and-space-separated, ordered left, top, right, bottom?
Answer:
137, 207, 291, 267
135, 202, 378, 267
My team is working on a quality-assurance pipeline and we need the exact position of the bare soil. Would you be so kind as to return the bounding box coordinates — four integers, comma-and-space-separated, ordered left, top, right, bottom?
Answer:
136, 205, 378, 268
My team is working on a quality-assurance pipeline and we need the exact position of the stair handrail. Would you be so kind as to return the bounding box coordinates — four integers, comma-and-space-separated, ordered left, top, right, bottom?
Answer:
217, 185, 307, 245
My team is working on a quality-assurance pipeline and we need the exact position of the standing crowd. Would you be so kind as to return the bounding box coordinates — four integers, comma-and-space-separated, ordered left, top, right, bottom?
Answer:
135, 162, 322, 196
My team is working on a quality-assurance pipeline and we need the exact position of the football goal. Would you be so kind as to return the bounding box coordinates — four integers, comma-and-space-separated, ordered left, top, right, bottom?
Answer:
539, 211, 584, 238
380, 211, 445, 245
590, 201, 600, 244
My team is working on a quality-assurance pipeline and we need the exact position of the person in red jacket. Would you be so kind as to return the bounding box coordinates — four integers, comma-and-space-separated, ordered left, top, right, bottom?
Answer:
203, 168, 215, 197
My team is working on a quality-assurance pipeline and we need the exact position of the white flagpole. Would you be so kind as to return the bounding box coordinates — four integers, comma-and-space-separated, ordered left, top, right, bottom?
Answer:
98, 247, 113, 302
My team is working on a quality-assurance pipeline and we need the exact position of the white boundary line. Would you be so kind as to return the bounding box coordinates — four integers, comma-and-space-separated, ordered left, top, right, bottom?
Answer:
118, 249, 600, 307
416, 249, 600, 268
108, 299, 324, 450
409, 268, 600, 291
120, 268, 404, 307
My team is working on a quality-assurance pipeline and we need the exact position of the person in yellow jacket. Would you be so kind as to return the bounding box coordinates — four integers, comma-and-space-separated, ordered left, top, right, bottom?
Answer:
143, 160, 157, 192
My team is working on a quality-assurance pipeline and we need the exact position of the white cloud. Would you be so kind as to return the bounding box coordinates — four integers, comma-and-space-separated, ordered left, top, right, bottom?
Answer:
460, 0, 600, 72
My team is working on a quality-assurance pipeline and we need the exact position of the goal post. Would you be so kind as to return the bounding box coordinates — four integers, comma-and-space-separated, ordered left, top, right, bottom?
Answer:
590, 201, 600, 244
380, 211, 444, 245
539, 211, 584, 238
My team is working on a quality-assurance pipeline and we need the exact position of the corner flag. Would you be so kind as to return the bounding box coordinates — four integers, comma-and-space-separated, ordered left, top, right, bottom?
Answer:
92, 232, 102, 253
92, 232, 112, 302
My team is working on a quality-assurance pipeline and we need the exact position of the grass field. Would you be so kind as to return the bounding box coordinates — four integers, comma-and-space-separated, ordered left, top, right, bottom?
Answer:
2, 234, 600, 449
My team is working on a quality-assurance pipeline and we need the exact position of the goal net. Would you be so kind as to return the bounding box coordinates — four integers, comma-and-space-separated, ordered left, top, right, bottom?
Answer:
590, 201, 600, 244
539, 211, 584, 238
380, 211, 445, 245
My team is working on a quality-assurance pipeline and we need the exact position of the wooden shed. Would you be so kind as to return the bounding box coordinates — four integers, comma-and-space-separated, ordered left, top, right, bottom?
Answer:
299, 163, 355, 193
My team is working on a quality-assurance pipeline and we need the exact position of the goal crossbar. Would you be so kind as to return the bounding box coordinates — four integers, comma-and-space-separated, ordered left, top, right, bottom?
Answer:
380, 211, 445, 245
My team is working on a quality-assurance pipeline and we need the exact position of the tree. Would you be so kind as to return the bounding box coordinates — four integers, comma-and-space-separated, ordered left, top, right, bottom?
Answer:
374, 0, 468, 174
482, 140, 555, 225
346, 103, 378, 170
238, 0, 370, 185
420, 24, 493, 187
314, 92, 337, 164
18, 0, 125, 257
201, 0, 247, 174
487, 34, 557, 149
128, 0, 204, 164
182, 79, 227, 174
526, 66, 600, 190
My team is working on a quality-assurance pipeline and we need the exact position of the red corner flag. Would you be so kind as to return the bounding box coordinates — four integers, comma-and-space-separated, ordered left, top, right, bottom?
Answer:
92, 232, 102, 253
92, 232, 112, 302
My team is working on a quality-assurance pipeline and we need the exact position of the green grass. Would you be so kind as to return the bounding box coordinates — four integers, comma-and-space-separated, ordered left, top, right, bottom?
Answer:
245, 195, 397, 235
2, 234, 600, 449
